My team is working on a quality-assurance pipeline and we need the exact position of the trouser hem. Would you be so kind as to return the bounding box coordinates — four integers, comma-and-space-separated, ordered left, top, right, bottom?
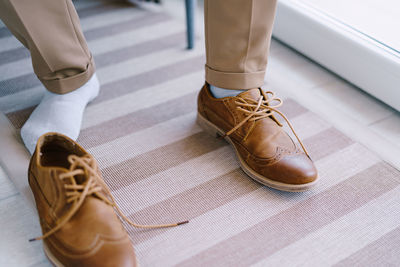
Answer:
39, 56, 96, 94
205, 65, 265, 90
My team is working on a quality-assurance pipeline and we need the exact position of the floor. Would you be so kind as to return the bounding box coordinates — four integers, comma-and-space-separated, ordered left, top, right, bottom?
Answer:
0, 0, 399, 266
265, 40, 400, 169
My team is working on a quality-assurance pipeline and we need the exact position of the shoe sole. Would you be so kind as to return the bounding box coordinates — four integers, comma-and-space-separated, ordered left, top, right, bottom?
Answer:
43, 243, 64, 267
43, 240, 139, 267
197, 112, 318, 192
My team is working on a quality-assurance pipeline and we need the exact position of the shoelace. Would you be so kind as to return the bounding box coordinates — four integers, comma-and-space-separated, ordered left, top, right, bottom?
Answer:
30, 154, 188, 242
220, 89, 310, 158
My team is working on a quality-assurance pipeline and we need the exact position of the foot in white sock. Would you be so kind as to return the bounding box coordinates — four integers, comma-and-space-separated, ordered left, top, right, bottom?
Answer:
209, 84, 246, 98
21, 73, 100, 154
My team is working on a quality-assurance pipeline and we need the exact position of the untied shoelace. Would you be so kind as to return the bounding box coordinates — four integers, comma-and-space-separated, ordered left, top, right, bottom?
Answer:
220, 89, 310, 158
29, 154, 188, 242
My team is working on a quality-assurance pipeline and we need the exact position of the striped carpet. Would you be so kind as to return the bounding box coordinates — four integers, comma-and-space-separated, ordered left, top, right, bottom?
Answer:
1, 1, 400, 266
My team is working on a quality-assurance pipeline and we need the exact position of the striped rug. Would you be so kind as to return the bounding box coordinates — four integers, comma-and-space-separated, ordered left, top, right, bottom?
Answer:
1, 1, 400, 266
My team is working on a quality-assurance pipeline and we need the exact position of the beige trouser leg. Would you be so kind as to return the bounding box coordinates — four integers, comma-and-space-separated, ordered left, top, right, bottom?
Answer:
204, 0, 277, 90
0, 0, 95, 94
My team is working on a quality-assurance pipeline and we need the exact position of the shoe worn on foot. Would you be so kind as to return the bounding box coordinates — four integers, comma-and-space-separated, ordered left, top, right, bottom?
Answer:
197, 83, 318, 192
28, 133, 137, 266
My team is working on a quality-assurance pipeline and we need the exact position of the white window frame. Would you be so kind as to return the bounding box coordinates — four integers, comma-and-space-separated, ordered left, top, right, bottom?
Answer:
272, 0, 400, 111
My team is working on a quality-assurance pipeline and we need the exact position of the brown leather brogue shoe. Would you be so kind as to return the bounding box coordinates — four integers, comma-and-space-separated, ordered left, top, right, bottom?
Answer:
28, 133, 137, 266
28, 133, 188, 266
197, 83, 318, 192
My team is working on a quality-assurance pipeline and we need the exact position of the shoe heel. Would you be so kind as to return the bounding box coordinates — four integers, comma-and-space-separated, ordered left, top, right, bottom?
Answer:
196, 112, 224, 137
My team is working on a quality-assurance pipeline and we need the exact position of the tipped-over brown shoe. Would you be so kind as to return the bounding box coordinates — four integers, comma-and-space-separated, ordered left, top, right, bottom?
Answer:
28, 133, 188, 266
197, 84, 318, 192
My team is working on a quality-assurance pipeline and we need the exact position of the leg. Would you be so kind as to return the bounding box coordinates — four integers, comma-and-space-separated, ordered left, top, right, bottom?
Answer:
197, 0, 318, 191
0, 0, 95, 93
0, 0, 99, 154
185, 0, 196, 49
204, 0, 277, 90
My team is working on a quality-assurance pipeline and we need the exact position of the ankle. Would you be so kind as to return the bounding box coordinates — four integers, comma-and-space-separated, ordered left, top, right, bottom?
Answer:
209, 84, 246, 98
20, 73, 100, 154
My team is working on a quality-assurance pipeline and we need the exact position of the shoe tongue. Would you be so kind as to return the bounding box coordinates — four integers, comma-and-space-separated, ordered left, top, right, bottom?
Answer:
237, 88, 261, 100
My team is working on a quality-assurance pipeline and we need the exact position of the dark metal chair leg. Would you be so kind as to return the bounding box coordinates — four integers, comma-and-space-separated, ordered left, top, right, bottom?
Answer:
185, 0, 196, 49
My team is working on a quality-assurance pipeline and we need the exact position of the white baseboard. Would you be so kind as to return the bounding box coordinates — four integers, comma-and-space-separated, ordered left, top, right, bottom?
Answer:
0, 112, 34, 206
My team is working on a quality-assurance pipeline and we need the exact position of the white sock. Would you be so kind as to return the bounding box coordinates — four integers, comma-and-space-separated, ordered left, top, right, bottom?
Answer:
209, 84, 246, 98
21, 73, 100, 154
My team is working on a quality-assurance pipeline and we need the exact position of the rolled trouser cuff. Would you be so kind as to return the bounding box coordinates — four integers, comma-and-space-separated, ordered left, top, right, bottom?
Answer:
205, 65, 266, 90
40, 57, 96, 95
